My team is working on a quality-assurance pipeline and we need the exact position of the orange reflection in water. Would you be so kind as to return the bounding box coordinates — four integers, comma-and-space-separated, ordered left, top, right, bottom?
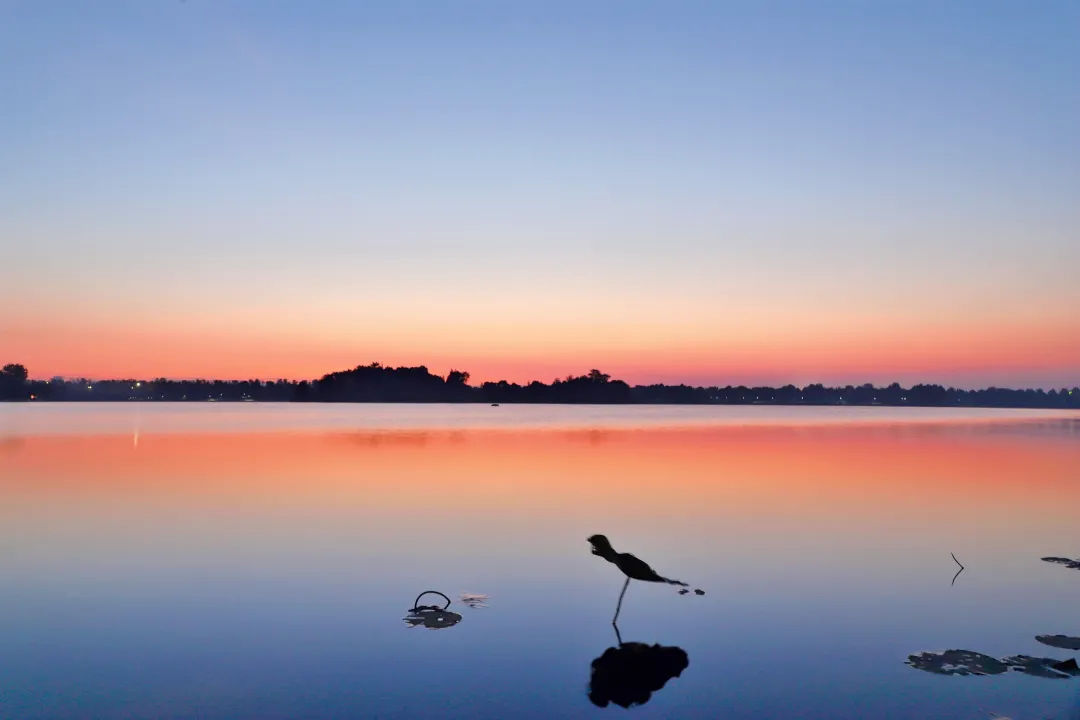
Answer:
3, 419, 1079, 597
3, 418, 1079, 720
4, 423, 1078, 530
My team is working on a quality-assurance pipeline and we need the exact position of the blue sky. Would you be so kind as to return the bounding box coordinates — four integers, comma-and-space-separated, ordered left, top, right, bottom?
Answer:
2, 1, 1078, 386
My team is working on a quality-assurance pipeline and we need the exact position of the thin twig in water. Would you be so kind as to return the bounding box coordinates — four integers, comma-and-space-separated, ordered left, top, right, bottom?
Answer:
951, 552, 965, 586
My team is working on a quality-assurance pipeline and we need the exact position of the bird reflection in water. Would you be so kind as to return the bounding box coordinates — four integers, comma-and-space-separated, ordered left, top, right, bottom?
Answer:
403, 590, 462, 630
589, 622, 689, 709
584, 534, 694, 707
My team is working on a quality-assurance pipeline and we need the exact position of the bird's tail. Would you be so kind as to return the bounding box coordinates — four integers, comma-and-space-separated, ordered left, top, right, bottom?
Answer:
660, 576, 688, 587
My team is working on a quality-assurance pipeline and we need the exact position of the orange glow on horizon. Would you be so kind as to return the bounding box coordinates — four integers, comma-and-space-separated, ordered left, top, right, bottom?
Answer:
4, 309, 1079, 387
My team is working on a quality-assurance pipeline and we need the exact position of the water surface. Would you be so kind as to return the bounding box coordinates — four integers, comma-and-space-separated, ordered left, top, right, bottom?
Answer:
2, 404, 1079, 718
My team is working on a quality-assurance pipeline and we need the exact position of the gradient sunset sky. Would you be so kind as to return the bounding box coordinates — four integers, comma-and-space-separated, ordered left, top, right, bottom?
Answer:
2, 1, 1078, 387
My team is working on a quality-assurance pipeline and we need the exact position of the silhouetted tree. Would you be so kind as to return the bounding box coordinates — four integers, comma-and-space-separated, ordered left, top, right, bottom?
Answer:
7, 360, 1078, 408
1, 363, 29, 400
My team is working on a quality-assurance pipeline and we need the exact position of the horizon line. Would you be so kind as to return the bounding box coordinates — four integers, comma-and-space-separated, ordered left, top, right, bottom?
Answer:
11, 361, 1078, 394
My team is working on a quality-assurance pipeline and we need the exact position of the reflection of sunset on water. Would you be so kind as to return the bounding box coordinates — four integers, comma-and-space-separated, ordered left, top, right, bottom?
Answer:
5, 420, 1079, 573
6, 423, 1078, 503
2, 410, 1080, 719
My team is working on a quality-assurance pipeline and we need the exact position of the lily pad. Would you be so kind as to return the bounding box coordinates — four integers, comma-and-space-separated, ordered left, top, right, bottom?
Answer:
1036, 635, 1080, 651
906, 650, 1008, 676
1002, 655, 1077, 679
1042, 557, 1080, 569
1054, 658, 1080, 674
404, 592, 463, 629
404, 606, 463, 629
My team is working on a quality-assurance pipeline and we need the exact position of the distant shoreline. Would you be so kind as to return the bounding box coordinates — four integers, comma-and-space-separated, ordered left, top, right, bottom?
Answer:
4, 400, 1080, 411
2, 362, 1076, 409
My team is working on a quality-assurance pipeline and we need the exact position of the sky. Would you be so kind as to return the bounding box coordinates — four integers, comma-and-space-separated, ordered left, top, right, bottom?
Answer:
1, 0, 1078, 388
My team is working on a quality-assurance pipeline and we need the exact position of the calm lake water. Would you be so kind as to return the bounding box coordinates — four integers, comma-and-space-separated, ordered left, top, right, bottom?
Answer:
2, 404, 1079, 719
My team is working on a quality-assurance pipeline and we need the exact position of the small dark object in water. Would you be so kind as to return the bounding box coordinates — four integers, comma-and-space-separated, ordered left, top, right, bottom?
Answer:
589, 642, 689, 708
694, 588, 705, 595
1054, 658, 1080, 674
1003, 655, 1079, 679
491, 403, 500, 407
906, 649, 1080, 680
950, 552, 965, 586
460, 593, 489, 609
677, 588, 689, 595
1042, 556, 1080, 569
404, 590, 462, 630
1037, 635, 1080, 651
906, 650, 1008, 676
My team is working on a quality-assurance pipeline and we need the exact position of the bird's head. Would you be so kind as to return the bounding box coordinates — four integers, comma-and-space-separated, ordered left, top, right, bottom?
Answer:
588, 534, 615, 557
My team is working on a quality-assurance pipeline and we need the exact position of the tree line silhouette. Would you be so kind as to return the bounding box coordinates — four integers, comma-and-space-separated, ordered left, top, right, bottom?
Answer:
1, 361, 1077, 408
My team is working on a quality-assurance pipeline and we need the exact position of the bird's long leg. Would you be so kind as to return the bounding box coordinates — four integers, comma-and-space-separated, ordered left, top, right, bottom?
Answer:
612, 576, 630, 625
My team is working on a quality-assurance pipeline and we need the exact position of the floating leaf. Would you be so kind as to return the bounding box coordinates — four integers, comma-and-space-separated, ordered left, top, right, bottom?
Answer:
906, 650, 1008, 676
1036, 635, 1080, 651
1003, 655, 1078, 679
1042, 557, 1080, 569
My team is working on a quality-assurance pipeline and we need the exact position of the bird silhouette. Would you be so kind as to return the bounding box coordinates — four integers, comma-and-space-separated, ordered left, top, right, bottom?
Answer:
588, 534, 702, 623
